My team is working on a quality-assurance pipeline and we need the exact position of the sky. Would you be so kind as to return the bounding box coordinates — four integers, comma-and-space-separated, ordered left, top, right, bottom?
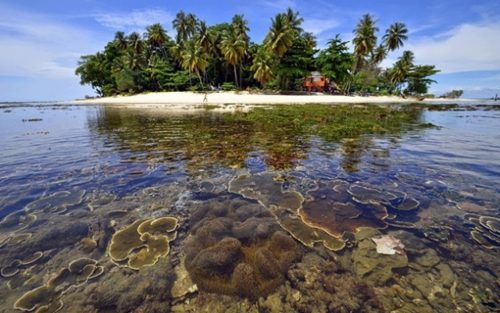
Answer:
1, 0, 500, 101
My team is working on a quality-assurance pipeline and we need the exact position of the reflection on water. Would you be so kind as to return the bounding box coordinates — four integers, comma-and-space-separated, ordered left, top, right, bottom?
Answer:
0, 104, 499, 313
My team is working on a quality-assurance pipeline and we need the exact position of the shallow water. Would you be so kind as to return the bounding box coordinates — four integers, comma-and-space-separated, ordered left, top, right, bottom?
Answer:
0, 104, 499, 313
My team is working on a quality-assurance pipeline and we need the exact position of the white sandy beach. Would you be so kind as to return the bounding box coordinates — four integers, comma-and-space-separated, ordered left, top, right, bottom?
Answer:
69, 91, 482, 112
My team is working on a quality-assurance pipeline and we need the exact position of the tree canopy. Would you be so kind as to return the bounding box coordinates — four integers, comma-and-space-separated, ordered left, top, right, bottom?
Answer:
76, 9, 439, 97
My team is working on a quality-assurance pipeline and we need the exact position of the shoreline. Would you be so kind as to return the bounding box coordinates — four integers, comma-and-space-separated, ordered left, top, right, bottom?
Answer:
69, 91, 483, 105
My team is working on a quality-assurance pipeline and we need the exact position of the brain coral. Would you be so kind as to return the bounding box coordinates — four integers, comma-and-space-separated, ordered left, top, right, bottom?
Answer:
184, 194, 303, 300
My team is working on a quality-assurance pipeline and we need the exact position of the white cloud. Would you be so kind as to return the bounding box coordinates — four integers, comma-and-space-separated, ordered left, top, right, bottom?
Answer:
302, 18, 339, 36
0, 6, 103, 79
260, 0, 297, 10
94, 9, 173, 32
408, 22, 500, 73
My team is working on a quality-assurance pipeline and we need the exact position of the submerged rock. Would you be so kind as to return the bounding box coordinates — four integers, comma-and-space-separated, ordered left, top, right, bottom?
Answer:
352, 235, 408, 286
14, 257, 102, 313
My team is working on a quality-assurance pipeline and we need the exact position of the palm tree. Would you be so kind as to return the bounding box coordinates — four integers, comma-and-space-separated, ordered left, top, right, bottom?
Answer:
390, 50, 415, 88
251, 48, 274, 87
284, 8, 303, 33
383, 22, 408, 51
196, 21, 213, 54
400, 50, 415, 67
371, 44, 387, 65
302, 32, 317, 51
264, 14, 294, 58
220, 29, 246, 88
181, 40, 209, 86
146, 23, 168, 56
173, 11, 189, 44
186, 13, 198, 38
127, 32, 143, 56
114, 31, 128, 49
231, 15, 250, 42
352, 14, 378, 71
231, 15, 249, 87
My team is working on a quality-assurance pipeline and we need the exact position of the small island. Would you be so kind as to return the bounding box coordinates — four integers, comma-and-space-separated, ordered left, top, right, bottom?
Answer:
75, 9, 439, 106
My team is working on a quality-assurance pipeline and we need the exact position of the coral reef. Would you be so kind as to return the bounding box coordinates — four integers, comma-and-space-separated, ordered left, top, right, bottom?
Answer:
229, 173, 345, 251
13, 258, 103, 313
299, 180, 388, 238
230, 174, 398, 251
75, 256, 176, 313
351, 230, 408, 285
0, 251, 44, 284
464, 214, 500, 249
348, 184, 397, 205
285, 254, 383, 312
25, 189, 86, 214
184, 194, 303, 300
0, 210, 37, 233
108, 216, 178, 270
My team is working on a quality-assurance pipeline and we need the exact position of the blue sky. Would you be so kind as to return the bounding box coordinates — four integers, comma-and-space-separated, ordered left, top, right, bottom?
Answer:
1, 0, 500, 101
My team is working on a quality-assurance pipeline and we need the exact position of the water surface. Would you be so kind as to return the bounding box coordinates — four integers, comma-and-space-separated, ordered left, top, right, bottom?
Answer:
0, 103, 499, 312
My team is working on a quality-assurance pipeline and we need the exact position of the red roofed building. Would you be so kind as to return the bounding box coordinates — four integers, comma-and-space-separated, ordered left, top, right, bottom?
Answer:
303, 71, 330, 92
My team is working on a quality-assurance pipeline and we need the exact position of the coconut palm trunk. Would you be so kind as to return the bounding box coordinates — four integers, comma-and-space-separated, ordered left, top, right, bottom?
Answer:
233, 64, 238, 88
239, 63, 243, 89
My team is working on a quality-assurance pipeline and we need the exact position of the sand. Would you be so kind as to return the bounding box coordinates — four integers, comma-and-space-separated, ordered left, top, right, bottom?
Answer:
69, 91, 480, 112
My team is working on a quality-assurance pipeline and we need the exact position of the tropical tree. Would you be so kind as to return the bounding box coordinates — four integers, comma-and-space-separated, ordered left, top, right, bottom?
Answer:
181, 40, 209, 86
231, 14, 250, 43
302, 32, 317, 51
406, 65, 439, 95
389, 50, 414, 88
186, 13, 198, 37
316, 34, 353, 93
220, 28, 246, 87
127, 32, 143, 55
284, 8, 304, 33
251, 48, 274, 87
76, 53, 109, 95
264, 14, 294, 58
275, 35, 315, 90
146, 23, 169, 53
352, 14, 378, 71
196, 21, 213, 54
76, 10, 437, 97
114, 31, 128, 49
173, 11, 189, 44
383, 22, 408, 51
231, 15, 249, 87
371, 44, 387, 65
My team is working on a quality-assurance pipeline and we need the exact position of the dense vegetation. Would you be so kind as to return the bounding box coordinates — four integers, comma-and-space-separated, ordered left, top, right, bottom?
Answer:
441, 89, 464, 99
76, 9, 439, 97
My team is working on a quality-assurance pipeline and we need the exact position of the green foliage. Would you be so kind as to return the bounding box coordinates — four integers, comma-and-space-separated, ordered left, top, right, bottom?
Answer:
405, 65, 440, 95
221, 82, 237, 91
316, 35, 353, 93
351, 70, 379, 95
238, 104, 431, 142
75, 9, 437, 97
441, 89, 464, 99
275, 34, 316, 90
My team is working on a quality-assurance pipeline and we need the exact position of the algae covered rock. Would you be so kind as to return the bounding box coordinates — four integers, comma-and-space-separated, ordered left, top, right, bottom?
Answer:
286, 253, 383, 312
